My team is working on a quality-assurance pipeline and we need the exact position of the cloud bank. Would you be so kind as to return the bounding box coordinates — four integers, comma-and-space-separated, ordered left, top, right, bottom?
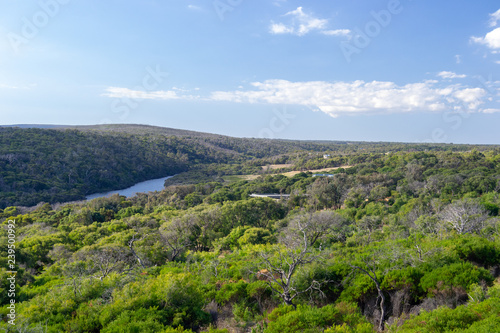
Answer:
209, 79, 488, 116
103, 78, 497, 117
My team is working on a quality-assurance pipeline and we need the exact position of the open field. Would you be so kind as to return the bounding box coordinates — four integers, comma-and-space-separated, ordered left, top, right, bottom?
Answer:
222, 174, 261, 183
280, 166, 352, 177
261, 164, 294, 170
224, 165, 352, 183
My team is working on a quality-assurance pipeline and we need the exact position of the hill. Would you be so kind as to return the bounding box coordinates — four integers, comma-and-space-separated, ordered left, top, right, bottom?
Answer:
58, 124, 223, 138
0, 124, 495, 208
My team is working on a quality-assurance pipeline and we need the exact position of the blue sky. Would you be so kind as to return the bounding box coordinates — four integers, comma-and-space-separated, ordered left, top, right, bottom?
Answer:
1, 0, 499, 144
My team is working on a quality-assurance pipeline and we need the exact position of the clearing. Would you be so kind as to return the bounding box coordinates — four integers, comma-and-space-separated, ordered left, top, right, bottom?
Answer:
223, 165, 352, 183
261, 164, 294, 170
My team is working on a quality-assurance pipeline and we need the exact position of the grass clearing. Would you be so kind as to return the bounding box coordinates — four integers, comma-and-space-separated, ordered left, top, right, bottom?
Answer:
261, 164, 294, 170
280, 166, 352, 177
222, 174, 261, 183
223, 166, 353, 183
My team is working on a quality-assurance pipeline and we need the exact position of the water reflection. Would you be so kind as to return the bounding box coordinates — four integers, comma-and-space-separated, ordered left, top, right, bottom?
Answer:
86, 176, 173, 200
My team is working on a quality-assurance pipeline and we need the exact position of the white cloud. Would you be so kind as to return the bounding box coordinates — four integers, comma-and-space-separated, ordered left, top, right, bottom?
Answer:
455, 55, 462, 64
482, 108, 500, 113
489, 9, 500, 27
453, 88, 487, 109
471, 27, 500, 49
269, 7, 348, 37
321, 29, 351, 37
103, 79, 495, 117
209, 79, 490, 116
102, 87, 183, 100
471, 10, 500, 57
187, 5, 202, 11
270, 23, 295, 35
437, 71, 467, 79
0, 83, 35, 90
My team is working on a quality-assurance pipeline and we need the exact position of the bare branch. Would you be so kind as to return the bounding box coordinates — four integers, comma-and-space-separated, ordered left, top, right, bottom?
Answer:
440, 199, 489, 235
129, 234, 146, 269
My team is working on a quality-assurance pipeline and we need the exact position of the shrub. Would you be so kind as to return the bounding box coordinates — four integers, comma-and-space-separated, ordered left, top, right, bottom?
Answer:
381, 267, 424, 301
454, 235, 500, 267
265, 303, 372, 333
238, 228, 275, 247
388, 294, 500, 332
420, 262, 493, 297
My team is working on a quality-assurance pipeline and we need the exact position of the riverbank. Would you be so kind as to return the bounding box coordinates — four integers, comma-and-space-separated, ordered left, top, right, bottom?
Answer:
85, 176, 174, 200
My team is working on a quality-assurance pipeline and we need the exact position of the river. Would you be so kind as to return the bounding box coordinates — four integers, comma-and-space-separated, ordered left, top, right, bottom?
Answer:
85, 176, 174, 200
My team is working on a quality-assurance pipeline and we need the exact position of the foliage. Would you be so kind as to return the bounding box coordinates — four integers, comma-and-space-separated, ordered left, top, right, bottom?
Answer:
388, 285, 500, 332
1, 131, 500, 332
265, 303, 372, 333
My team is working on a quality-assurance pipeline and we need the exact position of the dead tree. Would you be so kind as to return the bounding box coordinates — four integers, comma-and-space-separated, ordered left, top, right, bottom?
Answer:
159, 215, 197, 261
350, 262, 386, 332
75, 245, 134, 280
255, 211, 341, 307
257, 245, 325, 308
62, 261, 88, 298
128, 234, 146, 269
347, 246, 409, 332
123, 216, 153, 269
440, 199, 489, 235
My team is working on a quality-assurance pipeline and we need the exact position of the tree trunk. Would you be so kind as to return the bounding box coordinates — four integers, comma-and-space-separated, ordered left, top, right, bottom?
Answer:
283, 292, 296, 309
129, 235, 146, 268
377, 288, 386, 332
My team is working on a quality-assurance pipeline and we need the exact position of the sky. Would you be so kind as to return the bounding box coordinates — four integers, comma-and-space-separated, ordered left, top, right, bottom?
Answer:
1, 0, 500, 144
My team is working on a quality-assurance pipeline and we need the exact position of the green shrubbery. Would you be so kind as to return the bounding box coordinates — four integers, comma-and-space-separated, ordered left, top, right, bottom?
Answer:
265, 303, 372, 333
1, 146, 500, 332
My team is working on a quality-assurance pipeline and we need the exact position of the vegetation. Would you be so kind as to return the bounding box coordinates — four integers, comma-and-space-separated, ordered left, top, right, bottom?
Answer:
1, 125, 493, 208
0, 125, 500, 332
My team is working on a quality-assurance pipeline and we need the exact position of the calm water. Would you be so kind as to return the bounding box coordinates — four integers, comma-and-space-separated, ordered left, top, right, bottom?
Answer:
86, 176, 173, 200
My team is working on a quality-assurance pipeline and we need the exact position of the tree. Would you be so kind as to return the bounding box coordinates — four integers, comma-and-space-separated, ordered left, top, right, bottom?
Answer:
220, 198, 287, 231
357, 216, 382, 244
128, 234, 147, 268
124, 217, 156, 269
307, 176, 348, 210
347, 244, 414, 332
62, 260, 88, 298
350, 260, 387, 332
238, 228, 275, 247
76, 245, 133, 280
344, 186, 369, 209
369, 185, 391, 202
255, 211, 342, 307
160, 215, 197, 261
440, 199, 489, 234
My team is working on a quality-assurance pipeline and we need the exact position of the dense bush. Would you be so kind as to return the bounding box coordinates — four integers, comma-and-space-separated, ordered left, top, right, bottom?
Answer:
1, 136, 500, 332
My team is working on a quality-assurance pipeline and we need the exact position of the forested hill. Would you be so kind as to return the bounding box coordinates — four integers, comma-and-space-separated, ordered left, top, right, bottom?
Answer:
1, 147, 500, 332
0, 124, 494, 208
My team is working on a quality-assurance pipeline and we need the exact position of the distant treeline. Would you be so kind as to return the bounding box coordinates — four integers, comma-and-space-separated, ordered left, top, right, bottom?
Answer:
0, 125, 495, 208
